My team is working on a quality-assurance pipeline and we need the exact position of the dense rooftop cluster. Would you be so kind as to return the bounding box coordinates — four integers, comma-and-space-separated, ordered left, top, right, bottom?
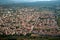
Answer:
0, 7, 60, 36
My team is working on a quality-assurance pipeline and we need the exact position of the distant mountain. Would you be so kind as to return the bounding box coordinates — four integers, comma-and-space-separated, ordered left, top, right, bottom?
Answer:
0, 0, 27, 5
0, 1, 60, 8
0, 0, 60, 5
0, 0, 13, 5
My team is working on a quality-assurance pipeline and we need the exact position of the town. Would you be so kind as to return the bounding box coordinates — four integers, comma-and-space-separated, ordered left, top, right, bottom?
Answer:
0, 7, 60, 36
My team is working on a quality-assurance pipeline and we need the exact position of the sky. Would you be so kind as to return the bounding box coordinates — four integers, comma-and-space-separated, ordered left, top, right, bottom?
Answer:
0, 0, 59, 4
12, 0, 55, 2
12, 0, 52, 1
0, 0, 59, 2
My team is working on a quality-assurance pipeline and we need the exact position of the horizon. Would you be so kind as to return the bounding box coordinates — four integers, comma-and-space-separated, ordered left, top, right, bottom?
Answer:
0, 0, 60, 5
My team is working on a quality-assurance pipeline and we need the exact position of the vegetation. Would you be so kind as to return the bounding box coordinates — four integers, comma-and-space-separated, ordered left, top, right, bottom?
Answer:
57, 15, 60, 27
0, 35, 60, 40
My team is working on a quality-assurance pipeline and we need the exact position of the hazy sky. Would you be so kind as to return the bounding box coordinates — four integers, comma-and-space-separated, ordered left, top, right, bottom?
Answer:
12, 0, 51, 2
13, 0, 52, 1
0, 0, 59, 4
0, 0, 59, 2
